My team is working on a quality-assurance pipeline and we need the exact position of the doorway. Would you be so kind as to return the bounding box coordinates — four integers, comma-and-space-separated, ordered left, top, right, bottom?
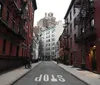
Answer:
91, 45, 97, 71
90, 45, 97, 71
16, 46, 19, 56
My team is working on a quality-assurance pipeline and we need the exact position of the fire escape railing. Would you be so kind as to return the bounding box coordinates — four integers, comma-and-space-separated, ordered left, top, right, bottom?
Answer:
75, 0, 95, 44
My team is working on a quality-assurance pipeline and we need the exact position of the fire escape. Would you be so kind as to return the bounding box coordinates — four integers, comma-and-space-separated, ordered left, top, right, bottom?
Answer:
4, 0, 28, 40
75, 0, 96, 44
18, 0, 28, 40
63, 19, 70, 64
0, 0, 28, 41
64, 18, 70, 51
74, 0, 95, 69
74, 0, 83, 44
83, 0, 96, 42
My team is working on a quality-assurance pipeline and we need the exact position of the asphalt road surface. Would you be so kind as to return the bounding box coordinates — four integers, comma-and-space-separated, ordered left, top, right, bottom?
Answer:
13, 61, 87, 85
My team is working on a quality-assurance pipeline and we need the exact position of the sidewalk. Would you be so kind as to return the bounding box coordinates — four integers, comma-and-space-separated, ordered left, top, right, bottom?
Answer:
53, 61, 100, 85
0, 61, 42, 85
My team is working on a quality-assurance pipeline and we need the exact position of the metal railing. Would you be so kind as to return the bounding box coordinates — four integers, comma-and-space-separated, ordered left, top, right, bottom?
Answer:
74, 0, 81, 8
8, 0, 21, 11
84, 27, 96, 39
75, 34, 83, 44
74, 14, 80, 25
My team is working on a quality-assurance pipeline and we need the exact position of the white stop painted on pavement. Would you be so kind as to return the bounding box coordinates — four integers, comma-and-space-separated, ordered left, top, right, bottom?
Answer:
43, 74, 49, 82
34, 74, 65, 82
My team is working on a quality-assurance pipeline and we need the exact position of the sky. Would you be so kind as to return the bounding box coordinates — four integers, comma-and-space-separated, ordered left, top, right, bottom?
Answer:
34, 0, 71, 26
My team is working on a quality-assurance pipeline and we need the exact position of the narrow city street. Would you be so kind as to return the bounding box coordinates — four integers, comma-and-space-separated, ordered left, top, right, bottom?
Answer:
13, 61, 87, 85
0, 0, 100, 85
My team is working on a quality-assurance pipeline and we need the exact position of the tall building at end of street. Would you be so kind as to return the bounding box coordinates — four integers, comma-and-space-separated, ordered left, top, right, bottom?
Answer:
38, 12, 57, 61
37, 12, 57, 28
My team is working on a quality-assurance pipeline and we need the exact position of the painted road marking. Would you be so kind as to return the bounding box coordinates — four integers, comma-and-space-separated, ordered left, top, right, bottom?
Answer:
35, 74, 42, 81
35, 74, 65, 82
57, 75, 65, 82
51, 75, 57, 82
43, 74, 49, 82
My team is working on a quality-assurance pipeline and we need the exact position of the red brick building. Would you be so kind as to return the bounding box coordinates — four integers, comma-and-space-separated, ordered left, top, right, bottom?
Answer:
63, 0, 100, 73
59, 29, 70, 64
95, 0, 100, 72
0, 0, 37, 72
59, 35, 64, 63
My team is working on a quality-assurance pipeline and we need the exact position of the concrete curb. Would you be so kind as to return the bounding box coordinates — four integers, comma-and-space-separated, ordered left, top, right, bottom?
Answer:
59, 67, 90, 85
52, 61, 90, 85
10, 61, 42, 85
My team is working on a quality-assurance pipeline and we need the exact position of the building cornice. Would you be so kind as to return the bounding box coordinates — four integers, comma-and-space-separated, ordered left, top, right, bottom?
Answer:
32, 0, 37, 10
64, 0, 75, 19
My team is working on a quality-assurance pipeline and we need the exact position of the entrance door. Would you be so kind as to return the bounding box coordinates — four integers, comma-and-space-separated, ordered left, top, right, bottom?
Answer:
16, 46, 19, 56
70, 52, 73, 65
91, 49, 97, 71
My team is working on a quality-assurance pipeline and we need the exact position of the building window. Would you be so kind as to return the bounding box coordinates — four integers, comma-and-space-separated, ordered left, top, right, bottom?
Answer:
18, 23, 20, 33
67, 29, 68, 35
42, 37, 44, 39
49, 43, 50, 46
48, 39, 50, 42
46, 35, 50, 38
9, 42, 12, 55
0, 4, 3, 17
46, 31, 50, 34
16, 46, 19, 56
46, 44, 48, 47
46, 39, 50, 42
74, 34, 76, 42
46, 43, 50, 47
89, 0, 94, 2
26, 26, 28, 29
22, 48, 24, 56
70, 11, 72, 20
74, 18, 78, 29
52, 38, 55, 41
12, 19, 15, 29
52, 29, 55, 33
74, 51, 77, 62
52, 47, 55, 50
82, 28, 85, 33
90, 19, 94, 27
67, 39, 69, 47
73, 6, 76, 15
74, 24, 78, 29
52, 52, 55, 55
52, 42, 55, 45
70, 38, 72, 48
6, 9, 9, 22
46, 47, 50, 51
52, 34, 55, 37
81, 49, 85, 63
2, 39, 6, 54
70, 24, 72, 33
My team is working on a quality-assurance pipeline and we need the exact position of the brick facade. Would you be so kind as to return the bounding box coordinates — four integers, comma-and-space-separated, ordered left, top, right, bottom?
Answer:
62, 0, 100, 73
0, 0, 37, 72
